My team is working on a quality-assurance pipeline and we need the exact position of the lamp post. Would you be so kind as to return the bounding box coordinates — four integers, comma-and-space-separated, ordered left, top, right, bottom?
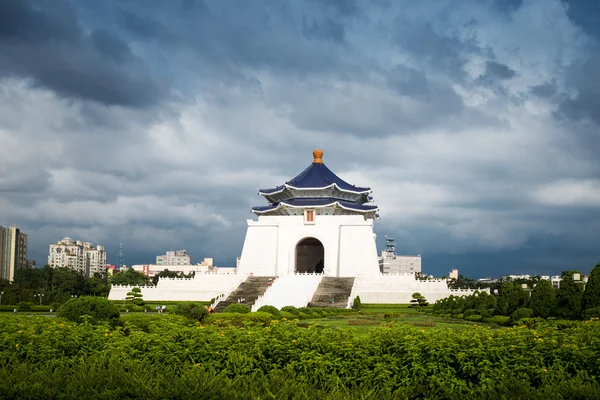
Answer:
0, 291, 3, 305
35, 293, 44, 305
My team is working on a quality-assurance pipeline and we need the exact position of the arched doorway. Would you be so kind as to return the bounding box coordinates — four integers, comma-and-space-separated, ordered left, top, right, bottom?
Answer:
295, 237, 324, 273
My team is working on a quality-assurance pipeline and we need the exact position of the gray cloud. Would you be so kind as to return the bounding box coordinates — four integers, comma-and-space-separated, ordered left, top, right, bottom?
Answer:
1, 0, 600, 277
0, 0, 166, 107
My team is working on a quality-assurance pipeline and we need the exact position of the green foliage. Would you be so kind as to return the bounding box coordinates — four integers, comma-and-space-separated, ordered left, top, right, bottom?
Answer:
410, 292, 429, 307
582, 307, 600, 319
3, 266, 109, 306
483, 315, 511, 326
110, 268, 151, 287
126, 287, 144, 305
556, 271, 584, 320
223, 303, 251, 314
16, 302, 33, 311
205, 312, 273, 327
4, 315, 600, 398
582, 263, 600, 311
527, 279, 555, 318
511, 308, 534, 322
173, 302, 209, 322
352, 296, 362, 310
57, 296, 120, 325
496, 282, 528, 315
256, 305, 281, 318
281, 306, 299, 316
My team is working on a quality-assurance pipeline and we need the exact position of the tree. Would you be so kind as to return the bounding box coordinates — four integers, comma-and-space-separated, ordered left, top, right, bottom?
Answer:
495, 282, 528, 316
527, 279, 555, 318
57, 296, 120, 325
152, 269, 180, 285
110, 269, 151, 286
555, 270, 583, 320
410, 292, 429, 307
126, 287, 144, 305
582, 263, 600, 311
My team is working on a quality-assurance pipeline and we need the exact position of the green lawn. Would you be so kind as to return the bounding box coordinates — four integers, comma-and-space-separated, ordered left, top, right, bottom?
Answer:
305, 308, 473, 334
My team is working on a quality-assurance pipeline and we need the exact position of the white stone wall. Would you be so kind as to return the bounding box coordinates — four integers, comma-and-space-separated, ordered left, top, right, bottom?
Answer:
237, 214, 380, 277
353, 274, 489, 304
108, 272, 243, 302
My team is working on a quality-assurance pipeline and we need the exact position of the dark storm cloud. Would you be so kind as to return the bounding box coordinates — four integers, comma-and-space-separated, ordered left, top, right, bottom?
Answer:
559, 53, 600, 125
2, 0, 600, 277
482, 61, 517, 80
0, 0, 166, 107
301, 17, 346, 43
116, 8, 179, 43
530, 81, 557, 98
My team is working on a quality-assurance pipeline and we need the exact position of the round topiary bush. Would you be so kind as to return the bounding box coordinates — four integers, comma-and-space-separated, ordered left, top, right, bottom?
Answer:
173, 302, 209, 322
57, 296, 120, 325
223, 303, 251, 314
511, 307, 534, 322
256, 305, 281, 318
281, 306, 299, 316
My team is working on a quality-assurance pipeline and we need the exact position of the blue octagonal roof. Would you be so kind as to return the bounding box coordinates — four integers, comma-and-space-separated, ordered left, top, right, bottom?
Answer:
259, 152, 370, 195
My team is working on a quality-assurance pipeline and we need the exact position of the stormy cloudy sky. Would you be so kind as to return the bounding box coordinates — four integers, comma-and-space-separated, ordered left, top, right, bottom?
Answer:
1, 0, 600, 278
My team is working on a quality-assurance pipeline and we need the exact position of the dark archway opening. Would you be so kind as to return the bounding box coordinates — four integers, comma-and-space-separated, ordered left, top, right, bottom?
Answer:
295, 238, 324, 274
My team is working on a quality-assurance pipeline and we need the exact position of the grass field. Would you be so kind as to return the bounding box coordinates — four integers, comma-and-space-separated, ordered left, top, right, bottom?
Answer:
305, 305, 473, 334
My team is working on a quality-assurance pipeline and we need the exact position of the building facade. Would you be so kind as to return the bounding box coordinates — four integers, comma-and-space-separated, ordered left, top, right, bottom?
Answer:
156, 250, 191, 266
48, 237, 106, 277
0, 226, 28, 281
237, 149, 381, 277
378, 236, 422, 274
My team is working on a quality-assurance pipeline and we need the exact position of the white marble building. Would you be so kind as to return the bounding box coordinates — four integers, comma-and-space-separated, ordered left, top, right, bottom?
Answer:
108, 150, 486, 305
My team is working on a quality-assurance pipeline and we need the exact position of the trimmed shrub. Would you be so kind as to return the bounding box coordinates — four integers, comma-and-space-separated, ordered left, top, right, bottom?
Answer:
16, 302, 33, 311
465, 314, 482, 322
57, 297, 120, 325
297, 307, 313, 315
583, 307, 600, 319
280, 311, 297, 319
352, 296, 361, 310
206, 312, 272, 327
223, 303, 251, 314
281, 306, 299, 316
511, 308, 534, 322
173, 302, 209, 322
298, 312, 311, 319
256, 305, 281, 318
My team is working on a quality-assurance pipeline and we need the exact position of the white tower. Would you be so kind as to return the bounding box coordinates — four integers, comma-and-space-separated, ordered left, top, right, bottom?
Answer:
237, 149, 380, 277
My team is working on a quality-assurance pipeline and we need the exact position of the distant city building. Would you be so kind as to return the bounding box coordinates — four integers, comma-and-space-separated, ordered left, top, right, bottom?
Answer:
156, 250, 191, 266
0, 225, 28, 281
133, 258, 221, 277
48, 237, 107, 277
378, 236, 422, 274
448, 269, 459, 280
106, 265, 116, 276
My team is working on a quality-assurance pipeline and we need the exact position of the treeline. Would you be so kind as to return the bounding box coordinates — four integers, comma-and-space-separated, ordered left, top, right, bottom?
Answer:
434, 265, 600, 321
0, 266, 198, 307
0, 266, 110, 307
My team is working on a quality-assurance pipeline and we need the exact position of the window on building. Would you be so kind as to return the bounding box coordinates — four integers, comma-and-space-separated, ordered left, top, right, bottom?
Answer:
304, 209, 315, 224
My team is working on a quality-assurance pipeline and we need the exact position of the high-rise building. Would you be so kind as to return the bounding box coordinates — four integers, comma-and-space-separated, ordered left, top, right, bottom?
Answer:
0, 225, 28, 281
48, 237, 107, 277
156, 250, 191, 266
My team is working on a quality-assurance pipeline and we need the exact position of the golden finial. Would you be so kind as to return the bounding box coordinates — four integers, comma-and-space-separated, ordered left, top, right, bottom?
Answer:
313, 149, 323, 164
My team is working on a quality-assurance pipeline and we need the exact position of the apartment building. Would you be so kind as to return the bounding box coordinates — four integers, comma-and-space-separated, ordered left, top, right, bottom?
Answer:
156, 250, 191, 266
48, 237, 107, 277
0, 226, 28, 281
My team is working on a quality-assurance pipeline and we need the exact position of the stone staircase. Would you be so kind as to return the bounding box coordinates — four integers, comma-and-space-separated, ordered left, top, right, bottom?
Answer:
214, 276, 277, 312
308, 277, 355, 308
